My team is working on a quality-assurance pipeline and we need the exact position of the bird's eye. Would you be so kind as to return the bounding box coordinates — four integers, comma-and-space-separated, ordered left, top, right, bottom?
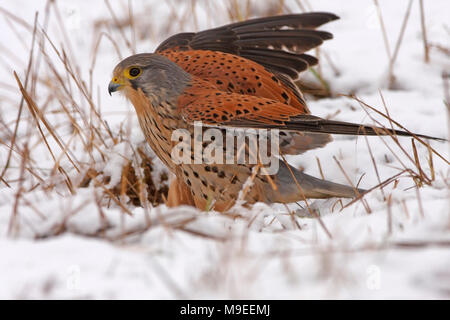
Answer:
128, 67, 142, 78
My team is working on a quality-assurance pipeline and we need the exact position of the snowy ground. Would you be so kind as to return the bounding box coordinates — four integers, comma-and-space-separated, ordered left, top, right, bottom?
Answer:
0, 0, 449, 299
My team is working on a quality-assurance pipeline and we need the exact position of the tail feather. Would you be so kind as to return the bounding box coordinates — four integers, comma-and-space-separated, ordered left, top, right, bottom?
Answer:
279, 132, 333, 154
263, 161, 365, 203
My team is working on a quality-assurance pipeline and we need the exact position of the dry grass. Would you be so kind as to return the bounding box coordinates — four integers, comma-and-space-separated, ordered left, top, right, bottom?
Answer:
0, 1, 173, 238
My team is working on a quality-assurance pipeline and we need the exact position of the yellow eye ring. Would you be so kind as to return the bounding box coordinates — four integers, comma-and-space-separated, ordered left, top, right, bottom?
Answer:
125, 67, 142, 79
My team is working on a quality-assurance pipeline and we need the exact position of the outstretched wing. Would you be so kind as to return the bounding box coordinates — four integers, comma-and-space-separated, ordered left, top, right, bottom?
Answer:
156, 12, 338, 77
156, 12, 338, 113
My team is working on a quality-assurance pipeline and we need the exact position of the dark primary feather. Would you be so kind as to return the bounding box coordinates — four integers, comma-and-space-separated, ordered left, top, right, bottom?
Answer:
155, 12, 339, 79
241, 49, 317, 79
219, 12, 339, 31
191, 29, 331, 53
156, 12, 338, 51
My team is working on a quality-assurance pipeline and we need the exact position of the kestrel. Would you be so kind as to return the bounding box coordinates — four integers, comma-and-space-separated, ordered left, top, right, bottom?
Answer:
108, 13, 440, 212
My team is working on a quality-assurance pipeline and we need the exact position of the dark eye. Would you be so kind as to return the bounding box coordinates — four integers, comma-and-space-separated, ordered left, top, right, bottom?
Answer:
129, 67, 141, 77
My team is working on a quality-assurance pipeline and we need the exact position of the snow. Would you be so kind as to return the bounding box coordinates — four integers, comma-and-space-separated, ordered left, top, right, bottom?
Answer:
0, 0, 449, 299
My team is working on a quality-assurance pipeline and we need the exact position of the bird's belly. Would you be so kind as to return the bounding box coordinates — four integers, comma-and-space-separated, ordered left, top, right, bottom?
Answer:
177, 163, 265, 211
138, 114, 278, 210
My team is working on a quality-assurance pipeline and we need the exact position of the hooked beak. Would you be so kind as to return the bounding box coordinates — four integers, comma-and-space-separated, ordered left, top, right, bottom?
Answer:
108, 81, 122, 96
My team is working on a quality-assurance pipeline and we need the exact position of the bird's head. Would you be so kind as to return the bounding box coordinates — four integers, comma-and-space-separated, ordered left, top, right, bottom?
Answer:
108, 53, 191, 103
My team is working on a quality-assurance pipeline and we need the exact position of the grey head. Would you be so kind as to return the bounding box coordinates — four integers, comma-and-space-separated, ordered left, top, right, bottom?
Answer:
109, 53, 192, 104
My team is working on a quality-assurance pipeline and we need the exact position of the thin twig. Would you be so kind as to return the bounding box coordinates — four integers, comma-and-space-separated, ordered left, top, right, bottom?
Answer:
387, 0, 413, 88
419, 0, 429, 63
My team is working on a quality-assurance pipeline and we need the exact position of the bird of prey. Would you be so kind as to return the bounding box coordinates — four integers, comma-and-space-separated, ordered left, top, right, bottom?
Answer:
108, 12, 441, 211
